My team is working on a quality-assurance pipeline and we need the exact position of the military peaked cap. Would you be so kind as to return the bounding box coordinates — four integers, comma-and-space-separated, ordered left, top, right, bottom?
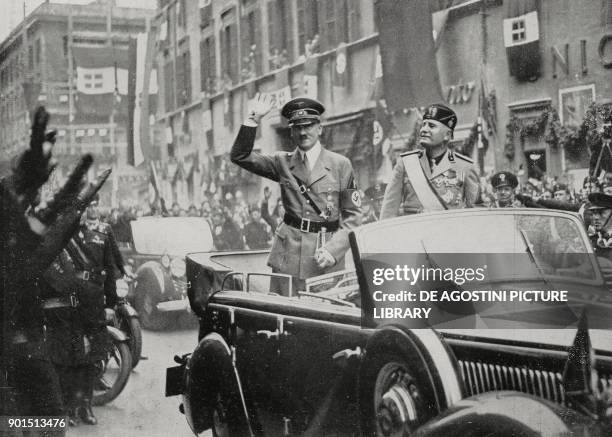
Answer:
423, 103, 457, 130
281, 97, 325, 126
588, 193, 612, 209
491, 171, 518, 190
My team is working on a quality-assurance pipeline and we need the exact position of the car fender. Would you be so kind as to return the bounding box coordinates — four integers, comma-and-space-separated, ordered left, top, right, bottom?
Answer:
115, 302, 139, 319
360, 326, 465, 411
106, 325, 128, 342
136, 261, 169, 295
182, 332, 251, 434
413, 392, 600, 437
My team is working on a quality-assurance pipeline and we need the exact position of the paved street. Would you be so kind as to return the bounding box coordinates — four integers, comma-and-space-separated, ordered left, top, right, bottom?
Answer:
68, 323, 209, 437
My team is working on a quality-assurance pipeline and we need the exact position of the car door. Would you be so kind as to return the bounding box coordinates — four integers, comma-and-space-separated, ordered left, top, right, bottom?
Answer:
277, 298, 364, 435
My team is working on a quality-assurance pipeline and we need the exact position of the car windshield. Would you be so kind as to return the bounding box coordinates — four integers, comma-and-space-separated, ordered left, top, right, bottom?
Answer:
355, 211, 600, 283
131, 217, 214, 255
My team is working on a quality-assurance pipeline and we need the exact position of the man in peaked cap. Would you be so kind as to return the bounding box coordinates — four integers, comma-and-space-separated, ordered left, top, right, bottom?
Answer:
586, 193, 612, 262
490, 171, 520, 208
380, 103, 480, 218
230, 94, 362, 293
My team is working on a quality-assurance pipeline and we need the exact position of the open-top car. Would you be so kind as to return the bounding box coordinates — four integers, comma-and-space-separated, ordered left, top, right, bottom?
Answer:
167, 209, 612, 436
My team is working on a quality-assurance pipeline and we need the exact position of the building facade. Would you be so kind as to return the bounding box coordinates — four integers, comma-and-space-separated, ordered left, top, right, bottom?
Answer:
0, 0, 154, 204
152, 0, 612, 209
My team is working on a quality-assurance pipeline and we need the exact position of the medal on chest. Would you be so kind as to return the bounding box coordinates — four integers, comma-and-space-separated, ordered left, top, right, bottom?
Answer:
322, 188, 334, 219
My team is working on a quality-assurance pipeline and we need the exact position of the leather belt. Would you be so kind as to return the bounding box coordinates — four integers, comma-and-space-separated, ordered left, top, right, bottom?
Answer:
75, 270, 106, 285
284, 212, 339, 233
42, 295, 79, 309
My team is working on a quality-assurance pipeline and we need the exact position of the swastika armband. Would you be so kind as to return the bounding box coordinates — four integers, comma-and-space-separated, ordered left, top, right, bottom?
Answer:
341, 188, 362, 209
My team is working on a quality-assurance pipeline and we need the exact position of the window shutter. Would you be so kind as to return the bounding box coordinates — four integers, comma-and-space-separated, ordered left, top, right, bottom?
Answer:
254, 8, 262, 75
200, 39, 208, 93
347, 0, 360, 41
317, 0, 328, 51
230, 23, 239, 84
283, 0, 294, 63
297, 0, 306, 55
184, 51, 191, 104
268, 2, 277, 55
335, 0, 348, 44
176, 52, 185, 104
164, 60, 174, 112
210, 36, 216, 90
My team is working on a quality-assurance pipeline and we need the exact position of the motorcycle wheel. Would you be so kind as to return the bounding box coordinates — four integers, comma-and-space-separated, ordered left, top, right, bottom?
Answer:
92, 340, 133, 406
120, 316, 143, 369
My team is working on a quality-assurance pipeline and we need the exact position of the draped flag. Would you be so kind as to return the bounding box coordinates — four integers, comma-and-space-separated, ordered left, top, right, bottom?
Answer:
73, 46, 129, 124
503, 0, 541, 80
375, 0, 443, 112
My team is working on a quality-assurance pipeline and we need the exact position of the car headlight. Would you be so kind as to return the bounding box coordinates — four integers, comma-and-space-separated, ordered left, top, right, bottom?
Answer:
170, 257, 186, 278
116, 278, 129, 298
161, 254, 171, 269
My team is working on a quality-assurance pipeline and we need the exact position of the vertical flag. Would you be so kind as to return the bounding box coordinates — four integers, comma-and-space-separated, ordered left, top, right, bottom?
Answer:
303, 55, 318, 98
503, 0, 541, 80
375, 0, 443, 112
334, 43, 349, 88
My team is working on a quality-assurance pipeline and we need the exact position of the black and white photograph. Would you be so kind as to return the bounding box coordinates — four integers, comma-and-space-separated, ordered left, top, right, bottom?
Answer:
1, 0, 612, 436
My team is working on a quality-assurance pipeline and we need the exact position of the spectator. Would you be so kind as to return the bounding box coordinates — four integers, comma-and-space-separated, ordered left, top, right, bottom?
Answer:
211, 209, 244, 251
260, 186, 276, 231
244, 207, 272, 249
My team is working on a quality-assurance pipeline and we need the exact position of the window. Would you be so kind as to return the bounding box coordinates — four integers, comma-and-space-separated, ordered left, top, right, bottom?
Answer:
200, 35, 216, 94
297, 0, 319, 55
241, 5, 262, 78
511, 18, 526, 43
268, 0, 293, 68
220, 10, 238, 84
35, 39, 42, 65
604, 0, 612, 26
200, 0, 212, 28
177, 50, 191, 106
316, 0, 358, 51
164, 59, 175, 112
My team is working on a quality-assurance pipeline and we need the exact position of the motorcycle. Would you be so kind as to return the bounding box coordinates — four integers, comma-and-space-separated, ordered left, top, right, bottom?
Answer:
92, 316, 132, 406
113, 275, 143, 368
91, 277, 141, 406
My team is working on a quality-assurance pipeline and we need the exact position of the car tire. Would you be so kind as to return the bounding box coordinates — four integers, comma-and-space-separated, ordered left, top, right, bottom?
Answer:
92, 340, 132, 406
135, 276, 170, 331
359, 351, 440, 436
209, 376, 251, 437
120, 316, 143, 369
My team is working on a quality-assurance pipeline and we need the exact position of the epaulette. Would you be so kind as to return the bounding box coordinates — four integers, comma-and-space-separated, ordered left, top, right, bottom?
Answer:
400, 149, 422, 158
454, 151, 474, 164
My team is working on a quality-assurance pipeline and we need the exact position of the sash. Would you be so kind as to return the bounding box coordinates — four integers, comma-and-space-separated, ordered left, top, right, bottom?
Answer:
401, 153, 447, 212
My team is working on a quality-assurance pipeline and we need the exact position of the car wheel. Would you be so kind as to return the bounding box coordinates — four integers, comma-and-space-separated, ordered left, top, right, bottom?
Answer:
120, 316, 143, 368
92, 340, 132, 406
135, 277, 169, 330
208, 358, 251, 437
361, 352, 439, 437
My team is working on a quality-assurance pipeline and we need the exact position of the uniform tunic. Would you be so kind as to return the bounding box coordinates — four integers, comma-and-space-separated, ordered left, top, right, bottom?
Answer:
380, 149, 480, 218
42, 221, 119, 365
230, 125, 362, 281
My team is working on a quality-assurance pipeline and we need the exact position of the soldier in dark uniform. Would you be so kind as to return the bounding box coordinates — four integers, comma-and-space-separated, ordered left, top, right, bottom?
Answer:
380, 104, 480, 218
490, 171, 521, 208
1, 107, 109, 428
40, 196, 120, 426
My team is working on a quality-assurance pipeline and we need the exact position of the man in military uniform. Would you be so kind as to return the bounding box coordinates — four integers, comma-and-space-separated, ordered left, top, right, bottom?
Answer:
585, 193, 612, 263
380, 104, 480, 218
490, 171, 521, 208
230, 94, 362, 292
41, 196, 120, 426
1, 107, 107, 426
